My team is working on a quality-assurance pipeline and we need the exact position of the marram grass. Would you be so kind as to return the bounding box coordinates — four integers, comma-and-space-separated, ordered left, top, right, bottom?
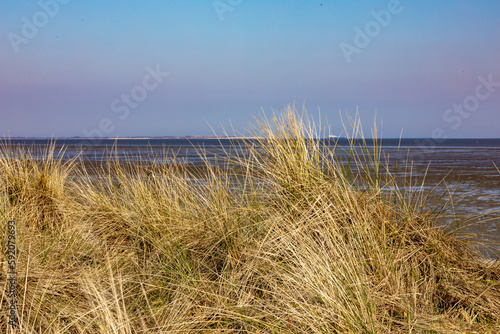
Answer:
1, 106, 500, 333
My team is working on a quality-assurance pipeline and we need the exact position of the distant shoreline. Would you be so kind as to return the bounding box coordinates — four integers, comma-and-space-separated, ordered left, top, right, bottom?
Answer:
4, 136, 500, 140
3, 136, 258, 140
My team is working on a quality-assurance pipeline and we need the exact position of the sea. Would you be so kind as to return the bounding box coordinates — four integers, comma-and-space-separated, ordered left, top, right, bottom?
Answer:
5, 137, 500, 254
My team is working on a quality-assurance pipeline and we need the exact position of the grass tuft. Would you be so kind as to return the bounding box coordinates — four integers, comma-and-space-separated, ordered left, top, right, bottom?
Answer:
1, 105, 500, 333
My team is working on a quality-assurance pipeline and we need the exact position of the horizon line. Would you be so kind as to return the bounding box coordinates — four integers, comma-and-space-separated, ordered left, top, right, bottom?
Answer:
3, 136, 500, 140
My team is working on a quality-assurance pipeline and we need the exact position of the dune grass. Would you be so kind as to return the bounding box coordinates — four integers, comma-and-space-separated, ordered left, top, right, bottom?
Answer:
1, 105, 500, 333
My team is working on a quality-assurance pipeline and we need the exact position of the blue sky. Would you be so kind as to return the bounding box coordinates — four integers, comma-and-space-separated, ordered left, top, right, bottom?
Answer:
1, 0, 499, 138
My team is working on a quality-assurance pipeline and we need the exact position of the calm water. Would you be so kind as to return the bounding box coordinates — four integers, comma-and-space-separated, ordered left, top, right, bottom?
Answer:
5, 138, 500, 252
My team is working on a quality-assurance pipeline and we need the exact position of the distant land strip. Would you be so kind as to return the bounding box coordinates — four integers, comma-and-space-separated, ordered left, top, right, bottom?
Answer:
3, 135, 258, 140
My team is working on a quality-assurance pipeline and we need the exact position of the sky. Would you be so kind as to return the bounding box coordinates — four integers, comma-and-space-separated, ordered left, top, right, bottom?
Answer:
1, 0, 499, 138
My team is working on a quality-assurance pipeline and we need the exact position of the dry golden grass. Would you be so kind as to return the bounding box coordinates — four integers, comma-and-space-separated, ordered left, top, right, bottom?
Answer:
1, 105, 500, 333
